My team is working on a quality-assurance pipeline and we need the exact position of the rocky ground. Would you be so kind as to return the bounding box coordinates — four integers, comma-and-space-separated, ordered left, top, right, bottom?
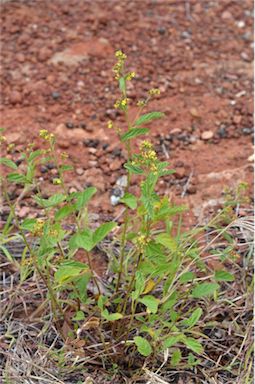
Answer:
0, 2, 254, 383
0, 0, 253, 226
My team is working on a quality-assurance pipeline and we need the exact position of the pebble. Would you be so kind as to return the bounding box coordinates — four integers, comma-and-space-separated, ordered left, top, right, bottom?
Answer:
17, 206, 30, 219
233, 115, 242, 125
40, 165, 48, 173
9, 91, 22, 104
217, 126, 227, 138
221, 11, 232, 20
174, 167, 186, 179
38, 47, 52, 62
240, 52, 250, 62
201, 131, 214, 140
109, 159, 122, 171
187, 185, 197, 194
76, 167, 84, 176
158, 26, 166, 35
83, 139, 100, 148
66, 122, 74, 129
16, 53, 25, 63
52, 91, 60, 100
242, 127, 252, 135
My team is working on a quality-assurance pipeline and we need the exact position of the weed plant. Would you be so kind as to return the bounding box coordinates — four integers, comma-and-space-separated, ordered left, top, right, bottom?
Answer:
0, 51, 251, 377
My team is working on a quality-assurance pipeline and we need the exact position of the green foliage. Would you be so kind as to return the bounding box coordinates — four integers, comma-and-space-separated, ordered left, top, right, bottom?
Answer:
0, 50, 237, 373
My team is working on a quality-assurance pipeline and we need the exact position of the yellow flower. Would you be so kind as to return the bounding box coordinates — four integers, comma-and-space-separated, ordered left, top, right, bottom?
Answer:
137, 100, 146, 107
126, 71, 136, 81
0, 135, 7, 144
148, 88, 161, 96
107, 120, 113, 129
53, 178, 62, 185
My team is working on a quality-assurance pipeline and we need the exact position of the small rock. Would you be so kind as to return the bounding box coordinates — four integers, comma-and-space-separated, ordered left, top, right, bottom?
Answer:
201, 131, 214, 140
240, 52, 250, 62
76, 168, 84, 176
88, 160, 98, 167
52, 91, 60, 100
248, 154, 254, 162
181, 31, 191, 39
233, 115, 242, 125
9, 91, 22, 104
109, 159, 122, 171
217, 126, 227, 138
69, 187, 77, 194
40, 166, 48, 174
66, 122, 74, 129
174, 167, 186, 179
6, 132, 21, 143
17, 206, 30, 218
158, 26, 166, 35
189, 108, 200, 118
38, 47, 52, 62
236, 20, 245, 28
242, 127, 252, 135
221, 11, 232, 20
46, 163, 56, 170
16, 53, 25, 63
83, 139, 100, 148
58, 140, 70, 149
88, 147, 97, 155
187, 185, 197, 194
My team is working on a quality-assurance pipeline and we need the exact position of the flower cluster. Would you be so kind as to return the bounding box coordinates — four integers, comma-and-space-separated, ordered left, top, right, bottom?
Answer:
32, 219, 45, 237
107, 120, 113, 129
113, 50, 127, 80
148, 88, 161, 96
137, 100, 146, 107
0, 135, 7, 144
126, 71, 136, 81
39, 129, 55, 141
136, 234, 149, 251
131, 141, 159, 174
114, 97, 129, 110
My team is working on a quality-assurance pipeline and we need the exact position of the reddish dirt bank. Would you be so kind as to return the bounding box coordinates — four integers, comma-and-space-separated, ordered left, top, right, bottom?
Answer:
0, 0, 253, 225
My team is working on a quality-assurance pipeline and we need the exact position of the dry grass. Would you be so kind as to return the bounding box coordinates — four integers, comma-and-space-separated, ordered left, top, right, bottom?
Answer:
0, 216, 253, 384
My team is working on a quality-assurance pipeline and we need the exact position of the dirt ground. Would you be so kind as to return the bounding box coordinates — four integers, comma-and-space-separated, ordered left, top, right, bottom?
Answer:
0, 0, 254, 225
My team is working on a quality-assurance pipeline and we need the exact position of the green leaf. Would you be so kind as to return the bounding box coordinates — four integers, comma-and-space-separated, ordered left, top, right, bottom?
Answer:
55, 204, 75, 220
182, 308, 202, 328
121, 128, 149, 142
69, 229, 94, 251
28, 149, 43, 162
34, 193, 66, 208
135, 112, 165, 127
155, 233, 177, 252
134, 336, 152, 357
119, 77, 126, 93
93, 222, 117, 246
74, 187, 97, 210
20, 218, 37, 231
0, 157, 18, 170
7, 173, 27, 184
55, 261, 89, 283
73, 311, 85, 321
101, 309, 123, 321
179, 271, 195, 283
120, 193, 137, 209
124, 162, 143, 174
191, 283, 219, 298
139, 295, 159, 314
214, 270, 234, 282
183, 337, 203, 354
171, 348, 182, 366
163, 335, 182, 350
60, 165, 73, 172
